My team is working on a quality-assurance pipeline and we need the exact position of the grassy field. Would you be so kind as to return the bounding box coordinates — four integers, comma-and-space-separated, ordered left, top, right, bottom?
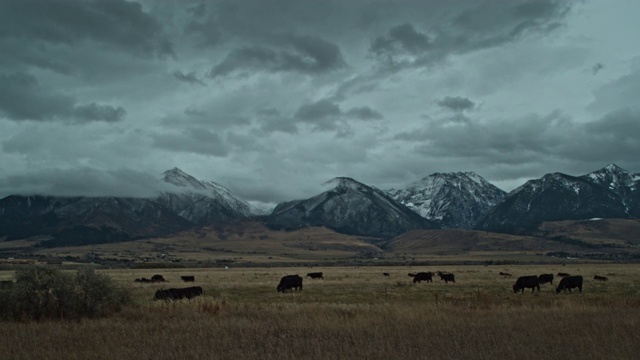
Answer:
1, 263, 640, 359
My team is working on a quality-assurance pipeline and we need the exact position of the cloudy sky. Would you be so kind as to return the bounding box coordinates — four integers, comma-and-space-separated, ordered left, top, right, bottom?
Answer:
1, 0, 639, 209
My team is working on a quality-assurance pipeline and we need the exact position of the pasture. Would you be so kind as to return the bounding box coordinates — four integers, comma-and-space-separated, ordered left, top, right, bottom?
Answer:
1, 263, 640, 359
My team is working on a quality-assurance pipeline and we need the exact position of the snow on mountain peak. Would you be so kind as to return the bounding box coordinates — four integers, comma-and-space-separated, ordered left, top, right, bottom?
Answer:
162, 167, 207, 190
323, 177, 368, 192
160, 168, 256, 218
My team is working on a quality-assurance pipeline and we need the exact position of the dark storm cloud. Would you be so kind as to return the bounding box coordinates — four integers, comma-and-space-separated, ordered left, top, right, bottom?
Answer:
294, 99, 342, 131
256, 108, 298, 134
0, 0, 173, 59
437, 97, 475, 112
173, 71, 206, 86
0, 72, 126, 123
367, 0, 571, 70
452, 1, 567, 37
73, 103, 126, 122
345, 106, 384, 120
209, 35, 346, 77
589, 67, 640, 114
370, 23, 431, 60
151, 128, 229, 156
295, 100, 341, 121
394, 108, 640, 168
592, 63, 604, 75
292, 100, 384, 132
0, 167, 166, 198
0, 72, 73, 120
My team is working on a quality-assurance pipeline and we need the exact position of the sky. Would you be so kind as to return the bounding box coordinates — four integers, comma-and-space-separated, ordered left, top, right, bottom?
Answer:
1, 0, 640, 210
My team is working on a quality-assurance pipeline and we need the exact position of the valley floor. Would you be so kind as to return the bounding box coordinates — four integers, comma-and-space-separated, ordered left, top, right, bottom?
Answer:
1, 264, 640, 359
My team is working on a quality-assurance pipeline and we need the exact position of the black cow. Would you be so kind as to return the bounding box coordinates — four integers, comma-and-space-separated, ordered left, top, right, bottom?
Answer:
499, 272, 512, 277
513, 275, 540, 293
181, 275, 195, 282
383, 272, 390, 277
556, 275, 583, 294
412, 272, 434, 284
151, 274, 166, 282
154, 286, 203, 301
307, 272, 323, 279
557, 272, 571, 277
437, 272, 455, 284
277, 275, 303, 293
539, 273, 554, 285
134, 278, 152, 283
594, 275, 608, 281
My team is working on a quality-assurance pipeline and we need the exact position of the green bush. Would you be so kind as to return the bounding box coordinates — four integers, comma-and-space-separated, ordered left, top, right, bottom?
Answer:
0, 266, 131, 321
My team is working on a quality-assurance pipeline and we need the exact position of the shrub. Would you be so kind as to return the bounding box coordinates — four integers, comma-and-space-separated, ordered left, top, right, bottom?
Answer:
0, 266, 131, 321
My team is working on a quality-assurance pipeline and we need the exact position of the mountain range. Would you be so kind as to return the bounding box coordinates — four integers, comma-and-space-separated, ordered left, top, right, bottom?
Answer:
0, 164, 638, 247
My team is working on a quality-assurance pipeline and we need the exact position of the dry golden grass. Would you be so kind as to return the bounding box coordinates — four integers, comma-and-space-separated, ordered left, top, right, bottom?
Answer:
2, 263, 640, 359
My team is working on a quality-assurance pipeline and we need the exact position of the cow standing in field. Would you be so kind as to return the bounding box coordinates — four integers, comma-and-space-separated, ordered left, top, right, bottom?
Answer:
499, 272, 512, 277
412, 272, 434, 284
594, 275, 608, 281
181, 276, 195, 282
437, 272, 455, 284
154, 286, 203, 301
151, 274, 166, 283
277, 275, 303, 293
306, 272, 323, 279
513, 276, 540, 293
539, 273, 554, 285
556, 275, 583, 294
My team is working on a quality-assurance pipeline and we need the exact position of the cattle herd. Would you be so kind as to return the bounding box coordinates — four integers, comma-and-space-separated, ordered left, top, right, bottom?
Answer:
511, 272, 587, 294
135, 269, 609, 301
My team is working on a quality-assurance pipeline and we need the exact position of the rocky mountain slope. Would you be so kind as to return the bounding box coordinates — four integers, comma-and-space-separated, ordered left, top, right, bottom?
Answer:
388, 172, 506, 229
0, 168, 256, 246
267, 177, 436, 238
476, 164, 639, 233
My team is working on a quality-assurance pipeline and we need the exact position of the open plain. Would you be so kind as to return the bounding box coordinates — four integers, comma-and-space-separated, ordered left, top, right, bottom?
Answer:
1, 263, 640, 359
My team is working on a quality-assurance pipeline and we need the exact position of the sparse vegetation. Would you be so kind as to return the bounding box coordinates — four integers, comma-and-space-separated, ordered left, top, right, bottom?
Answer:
1, 264, 640, 359
0, 266, 131, 321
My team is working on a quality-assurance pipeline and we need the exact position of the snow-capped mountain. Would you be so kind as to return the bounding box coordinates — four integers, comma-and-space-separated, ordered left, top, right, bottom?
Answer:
157, 168, 256, 224
581, 163, 640, 216
0, 168, 256, 246
388, 172, 506, 229
268, 177, 436, 238
475, 165, 636, 233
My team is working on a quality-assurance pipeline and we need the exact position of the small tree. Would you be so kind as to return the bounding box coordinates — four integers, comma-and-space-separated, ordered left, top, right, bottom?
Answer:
0, 266, 131, 321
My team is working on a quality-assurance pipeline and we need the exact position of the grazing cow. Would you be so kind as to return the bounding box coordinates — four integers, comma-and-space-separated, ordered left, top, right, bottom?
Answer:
594, 275, 608, 281
499, 272, 512, 277
154, 286, 203, 301
513, 276, 540, 293
437, 272, 455, 284
383, 272, 390, 277
556, 275, 583, 294
539, 273, 554, 285
151, 274, 166, 282
557, 272, 570, 278
412, 272, 434, 284
408, 273, 417, 277
306, 272, 324, 279
181, 275, 195, 282
277, 275, 303, 293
